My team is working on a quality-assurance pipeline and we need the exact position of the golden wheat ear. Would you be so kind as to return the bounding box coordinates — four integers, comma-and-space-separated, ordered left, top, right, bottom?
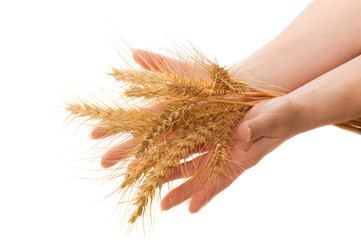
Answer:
65, 46, 361, 229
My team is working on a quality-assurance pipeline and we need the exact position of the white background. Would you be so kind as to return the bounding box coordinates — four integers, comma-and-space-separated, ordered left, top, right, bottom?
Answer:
1, 0, 361, 239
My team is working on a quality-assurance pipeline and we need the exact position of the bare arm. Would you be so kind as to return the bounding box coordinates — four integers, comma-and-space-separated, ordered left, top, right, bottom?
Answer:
237, 0, 361, 91
95, 0, 361, 214
286, 54, 361, 134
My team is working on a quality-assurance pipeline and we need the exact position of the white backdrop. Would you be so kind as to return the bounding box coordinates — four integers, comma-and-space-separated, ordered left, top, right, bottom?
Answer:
1, 0, 361, 239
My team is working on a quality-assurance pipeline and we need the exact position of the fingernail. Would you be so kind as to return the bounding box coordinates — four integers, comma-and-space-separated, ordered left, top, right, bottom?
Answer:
246, 127, 252, 142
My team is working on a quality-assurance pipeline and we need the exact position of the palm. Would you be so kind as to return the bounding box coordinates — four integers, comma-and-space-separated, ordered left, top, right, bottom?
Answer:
161, 118, 284, 212
93, 50, 289, 213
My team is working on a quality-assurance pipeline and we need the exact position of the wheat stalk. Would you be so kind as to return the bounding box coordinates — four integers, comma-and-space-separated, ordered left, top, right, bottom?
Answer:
66, 48, 361, 227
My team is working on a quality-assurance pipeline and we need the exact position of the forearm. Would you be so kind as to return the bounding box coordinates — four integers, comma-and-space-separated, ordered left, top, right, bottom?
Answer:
236, 0, 361, 91
286, 54, 361, 134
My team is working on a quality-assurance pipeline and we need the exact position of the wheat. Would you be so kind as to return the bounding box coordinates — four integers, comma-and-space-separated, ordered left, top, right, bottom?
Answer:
66, 47, 361, 228
66, 101, 158, 137
134, 102, 196, 158
210, 106, 245, 173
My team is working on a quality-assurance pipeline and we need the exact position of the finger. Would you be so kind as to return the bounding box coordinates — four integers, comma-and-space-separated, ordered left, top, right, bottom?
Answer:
188, 183, 216, 214
128, 142, 210, 173
126, 159, 138, 171
236, 112, 277, 144
187, 137, 284, 214
101, 136, 142, 168
188, 173, 234, 214
161, 177, 202, 211
247, 136, 283, 159
163, 153, 210, 184
133, 49, 203, 78
91, 122, 111, 139
133, 49, 187, 73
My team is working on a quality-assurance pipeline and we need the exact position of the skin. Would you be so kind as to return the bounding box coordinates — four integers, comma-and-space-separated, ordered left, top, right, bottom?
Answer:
236, 0, 361, 91
93, 0, 361, 213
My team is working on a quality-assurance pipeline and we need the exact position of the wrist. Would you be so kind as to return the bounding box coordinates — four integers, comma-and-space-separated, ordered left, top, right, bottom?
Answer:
282, 91, 323, 135
275, 96, 307, 137
233, 58, 299, 94
232, 60, 282, 92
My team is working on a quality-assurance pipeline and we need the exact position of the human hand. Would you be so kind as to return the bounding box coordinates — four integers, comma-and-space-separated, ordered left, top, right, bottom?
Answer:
92, 49, 302, 213
91, 49, 206, 168
160, 96, 301, 212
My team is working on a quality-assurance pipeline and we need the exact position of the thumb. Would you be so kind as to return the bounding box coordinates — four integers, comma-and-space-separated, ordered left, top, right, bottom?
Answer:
237, 115, 277, 143
237, 97, 297, 144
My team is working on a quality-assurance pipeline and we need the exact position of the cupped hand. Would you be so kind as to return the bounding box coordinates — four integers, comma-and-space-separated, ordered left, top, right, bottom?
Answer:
92, 49, 202, 168
161, 96, 301, 213
93, 49, 302, 213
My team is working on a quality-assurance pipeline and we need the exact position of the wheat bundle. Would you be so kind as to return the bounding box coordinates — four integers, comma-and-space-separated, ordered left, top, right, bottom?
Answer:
66, 48, 361, 226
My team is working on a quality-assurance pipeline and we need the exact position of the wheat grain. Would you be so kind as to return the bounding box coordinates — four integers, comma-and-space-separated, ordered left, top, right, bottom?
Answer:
66, 47, 361, 228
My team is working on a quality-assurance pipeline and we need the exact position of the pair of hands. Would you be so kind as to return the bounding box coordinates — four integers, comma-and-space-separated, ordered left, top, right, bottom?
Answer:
92, 49, 300, 213
91, 0, 361, 214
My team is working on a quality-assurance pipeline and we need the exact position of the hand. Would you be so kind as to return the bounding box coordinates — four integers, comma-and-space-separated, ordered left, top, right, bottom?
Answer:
92, 49, 206, 168
161, 96, 300, 212
92, 49, 301, 213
